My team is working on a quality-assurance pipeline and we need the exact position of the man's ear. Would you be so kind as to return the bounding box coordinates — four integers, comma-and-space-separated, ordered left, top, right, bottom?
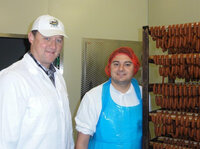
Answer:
28, 32, 34, 44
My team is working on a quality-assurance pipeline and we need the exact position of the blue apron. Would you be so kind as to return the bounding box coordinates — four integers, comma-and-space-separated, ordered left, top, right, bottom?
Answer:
88, 78, 142, 149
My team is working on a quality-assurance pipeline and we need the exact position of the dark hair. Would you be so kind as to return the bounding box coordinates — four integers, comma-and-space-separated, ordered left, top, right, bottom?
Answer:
31, 30, 38, 36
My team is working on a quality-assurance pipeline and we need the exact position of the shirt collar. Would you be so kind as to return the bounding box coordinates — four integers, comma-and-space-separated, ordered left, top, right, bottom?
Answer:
110, 83, 133, 95
28, 52, 56, 74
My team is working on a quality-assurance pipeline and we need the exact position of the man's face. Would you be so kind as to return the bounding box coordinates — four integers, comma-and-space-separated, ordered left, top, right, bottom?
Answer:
110, 54, 134, 86
28, 31, 64, 68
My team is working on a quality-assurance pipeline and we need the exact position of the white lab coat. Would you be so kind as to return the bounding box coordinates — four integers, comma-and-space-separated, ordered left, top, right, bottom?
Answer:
0, 53, 74, 149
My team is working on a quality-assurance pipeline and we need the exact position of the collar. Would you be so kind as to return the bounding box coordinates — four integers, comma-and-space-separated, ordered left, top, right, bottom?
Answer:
110, 83, 133, 95
28, 52, 56, 74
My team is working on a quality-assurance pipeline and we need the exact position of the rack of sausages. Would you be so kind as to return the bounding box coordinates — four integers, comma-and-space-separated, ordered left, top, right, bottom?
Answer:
150, 54, 200, 81
150, 136, 200, 149
151, 83, 200, 112
150, 23, 200, 53
149, 110, 200, 141
146, 23, 200, 149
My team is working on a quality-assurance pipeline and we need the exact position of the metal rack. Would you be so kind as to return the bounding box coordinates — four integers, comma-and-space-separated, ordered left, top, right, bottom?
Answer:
142, 24, 200, 149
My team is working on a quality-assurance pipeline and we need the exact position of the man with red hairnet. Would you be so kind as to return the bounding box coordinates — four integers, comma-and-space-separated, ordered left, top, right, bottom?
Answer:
75, 47, 143, 149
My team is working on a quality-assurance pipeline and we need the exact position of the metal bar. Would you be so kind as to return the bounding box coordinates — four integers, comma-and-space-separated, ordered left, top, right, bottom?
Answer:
142, 26, 150, 149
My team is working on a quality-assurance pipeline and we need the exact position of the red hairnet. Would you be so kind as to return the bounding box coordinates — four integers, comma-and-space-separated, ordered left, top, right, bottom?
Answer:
105, 47, 140, 77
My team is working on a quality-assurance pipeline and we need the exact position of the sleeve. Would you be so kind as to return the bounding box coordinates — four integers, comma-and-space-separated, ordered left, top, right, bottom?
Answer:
75, 86, 102, 136
0, 72, 26, 149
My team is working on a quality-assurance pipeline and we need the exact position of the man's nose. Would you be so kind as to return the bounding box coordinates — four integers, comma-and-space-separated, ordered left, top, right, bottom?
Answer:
119, 64, 124, 71
50, 40, 56, 49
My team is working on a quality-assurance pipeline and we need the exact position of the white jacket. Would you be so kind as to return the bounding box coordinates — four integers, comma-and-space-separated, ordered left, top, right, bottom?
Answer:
0, 53, 74, 149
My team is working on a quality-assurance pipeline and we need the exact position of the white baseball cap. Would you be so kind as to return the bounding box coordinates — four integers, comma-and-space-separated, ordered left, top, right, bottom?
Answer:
31, 14, 68, 38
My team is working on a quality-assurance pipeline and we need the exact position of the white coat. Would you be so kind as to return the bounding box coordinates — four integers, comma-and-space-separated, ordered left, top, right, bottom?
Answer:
0, 53, 74, 149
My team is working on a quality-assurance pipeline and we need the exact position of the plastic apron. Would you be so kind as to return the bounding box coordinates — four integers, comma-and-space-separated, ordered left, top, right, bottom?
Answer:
88, 78, 142, 149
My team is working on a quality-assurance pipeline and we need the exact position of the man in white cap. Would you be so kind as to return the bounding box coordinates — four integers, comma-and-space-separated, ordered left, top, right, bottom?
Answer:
0, 15, 74, 149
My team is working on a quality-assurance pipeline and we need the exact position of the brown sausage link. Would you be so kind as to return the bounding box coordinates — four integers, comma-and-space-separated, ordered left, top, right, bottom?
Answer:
197, 116, 200, 129
192, 85, 197, 96
161, 25, 166, 36
178, 84, 182, 97
178, 36, 183, 48
161, 55, 164, 65
154, 26, 158, 37
174, 65, 178, 77
191, 53, 194, 65
169, 84, 173, 97
186, 53, 191, 65
178, 97, 182, 110
159, 66, 164, 76
196, 129, 200, 141
172, 98, 177, 109
171, 54, 176, 65
174, 84, 178, 97
156, 55, 161, 65
191, 97, 196, 108
188, 97, 192, 109
161, 96, 165, 108
185, 115, 189, 127
180, 115, 184, 126
192, 35, 197, 49
184, 127, 188, 136
174, 36, 179, 48
193, 22, 197, 34
198, 22, 200, 38
196, 54, 200, 66
171, 24, 175, 36
175, 24, 179, 36
157, 84, 161, 95
175, 115, 180, 126
196, 38, 200, 52
182, 96, 186, 109
162, 125, 166, 136
195, 66, 199, 79
156, 38, 160, 49
188, 84, 192, 97
179, 24, 183, 36
171, 36, 175, 48
183, 35, 187, 47
183, 84, 187, 96
175, 54, 179, 65
184, 23, 188, 36
150, 27, 154, 38
180, 54, 184, 65
164, 84, 168, 96
191, 115, 195, 128
161, 84, 165, 96
180, 126, 184, 137
190, 65, 194, 79
188, 23, 192, 43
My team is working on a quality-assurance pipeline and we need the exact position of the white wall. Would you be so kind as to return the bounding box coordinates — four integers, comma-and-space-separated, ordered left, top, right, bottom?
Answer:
149, 0, 200, 26
48, 0, 148, 117
0, 0, 48, 34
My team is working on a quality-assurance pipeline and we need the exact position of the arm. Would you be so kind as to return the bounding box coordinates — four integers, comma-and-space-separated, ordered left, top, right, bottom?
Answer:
75, 132, 90, 149
0, 73, 26, 149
